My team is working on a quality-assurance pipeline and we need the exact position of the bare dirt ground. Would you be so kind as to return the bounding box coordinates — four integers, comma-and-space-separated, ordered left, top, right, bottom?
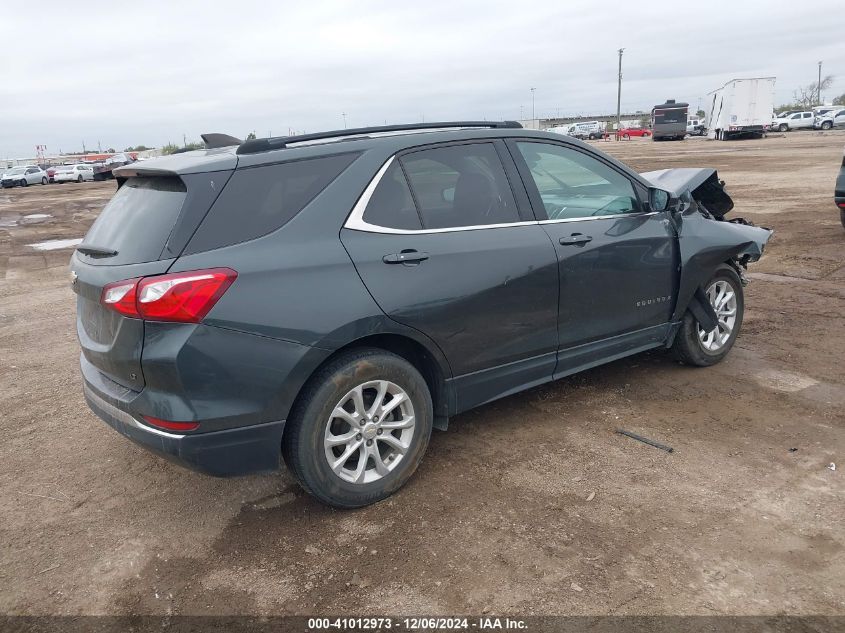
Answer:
0, 132, 843, 617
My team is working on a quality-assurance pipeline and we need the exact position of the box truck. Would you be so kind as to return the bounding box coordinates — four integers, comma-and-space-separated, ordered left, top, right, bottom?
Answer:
706, 77, 776, 140
651, 100, 688, 141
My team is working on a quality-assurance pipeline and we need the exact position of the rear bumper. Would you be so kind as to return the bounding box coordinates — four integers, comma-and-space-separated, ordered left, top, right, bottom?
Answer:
83, 380, 285, 476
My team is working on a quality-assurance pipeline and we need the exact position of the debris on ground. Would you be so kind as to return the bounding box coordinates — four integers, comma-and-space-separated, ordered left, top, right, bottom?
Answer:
616, 429, 674, 453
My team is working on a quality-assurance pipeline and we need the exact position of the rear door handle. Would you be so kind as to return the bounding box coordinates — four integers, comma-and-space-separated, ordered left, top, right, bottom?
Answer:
559, 234, 593, 246
382, 250, 429, 264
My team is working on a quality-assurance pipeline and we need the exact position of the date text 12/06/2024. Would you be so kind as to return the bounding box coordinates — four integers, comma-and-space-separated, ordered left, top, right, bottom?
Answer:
306, 617, 527, 630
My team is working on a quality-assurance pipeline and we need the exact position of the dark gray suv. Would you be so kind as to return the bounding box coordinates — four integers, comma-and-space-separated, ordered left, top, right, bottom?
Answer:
72, 122, 772, 507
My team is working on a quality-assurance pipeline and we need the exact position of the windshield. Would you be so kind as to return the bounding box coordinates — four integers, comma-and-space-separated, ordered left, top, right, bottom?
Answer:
6, 167, 26, 175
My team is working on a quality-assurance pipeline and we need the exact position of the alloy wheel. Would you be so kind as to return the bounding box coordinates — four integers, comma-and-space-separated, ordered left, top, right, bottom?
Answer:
323, 380, 415, 484
698, 279, 737, 352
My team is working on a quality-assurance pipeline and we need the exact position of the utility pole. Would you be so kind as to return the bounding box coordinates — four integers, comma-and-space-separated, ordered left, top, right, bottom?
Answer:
818, 61, 823, 105
616, 48, 624, 140
530, 87, 536, 122
341, 112, 347, 129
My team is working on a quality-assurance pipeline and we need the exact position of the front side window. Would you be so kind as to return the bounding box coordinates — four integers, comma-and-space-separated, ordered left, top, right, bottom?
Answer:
399, 143, 519, 229
515, 142, 639, 220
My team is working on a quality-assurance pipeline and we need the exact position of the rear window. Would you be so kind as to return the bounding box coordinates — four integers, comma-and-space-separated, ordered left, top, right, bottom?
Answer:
81, 177, 186, 265
186, 152, 359, 253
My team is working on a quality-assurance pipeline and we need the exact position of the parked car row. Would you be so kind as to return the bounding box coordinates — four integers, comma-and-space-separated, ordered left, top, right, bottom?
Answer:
1, 163, 96, 187
771, 108, 845, 131
1, 165, 48, 187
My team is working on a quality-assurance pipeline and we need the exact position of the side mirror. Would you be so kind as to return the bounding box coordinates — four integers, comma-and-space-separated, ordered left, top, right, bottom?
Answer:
648, 187, 671, 212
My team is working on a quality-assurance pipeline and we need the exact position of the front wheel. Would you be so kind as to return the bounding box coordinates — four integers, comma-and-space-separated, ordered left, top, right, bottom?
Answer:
77, 175, 83, 183
821, 121, 832, 130
20, 178, 28, 187
282, 348, 433, 508
778, 123, 788, 132
41, 177, 48, 185
671, 265, 744, 367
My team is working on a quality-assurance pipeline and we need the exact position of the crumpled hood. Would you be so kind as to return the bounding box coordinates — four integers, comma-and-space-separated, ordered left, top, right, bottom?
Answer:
641, 168, 734, 218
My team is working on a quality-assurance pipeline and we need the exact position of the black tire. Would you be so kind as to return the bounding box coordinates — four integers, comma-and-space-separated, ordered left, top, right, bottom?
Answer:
20, 178, 28, 187
77, 175, 83, 183
821, 121, 832, 130
778, 123, 788, 132
41, 177, 48, 185
622, 133, 630, 140
671, 265, 744, 367
282, 348, 433, 508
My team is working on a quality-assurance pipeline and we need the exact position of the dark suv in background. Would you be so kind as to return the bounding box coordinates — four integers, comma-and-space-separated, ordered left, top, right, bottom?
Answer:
72, 122, 772, 507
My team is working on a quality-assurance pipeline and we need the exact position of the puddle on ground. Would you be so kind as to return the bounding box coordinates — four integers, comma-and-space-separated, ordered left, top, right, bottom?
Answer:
0, 213, 53, 227
754, 369, 819, 393
28, 238, 83, 251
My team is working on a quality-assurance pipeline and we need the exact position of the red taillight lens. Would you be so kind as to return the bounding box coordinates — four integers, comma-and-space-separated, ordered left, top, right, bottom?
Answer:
101, 278, 141, 317
838, 202, 845, 209
136, 268, 237, 323
100, 268, 237, 323
142, 416, 200, 432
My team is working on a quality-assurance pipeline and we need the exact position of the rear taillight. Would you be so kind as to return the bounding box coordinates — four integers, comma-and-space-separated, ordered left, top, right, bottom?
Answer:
100, 268, 237, 323
142, 416, 200, 432
101, 278, 141, 317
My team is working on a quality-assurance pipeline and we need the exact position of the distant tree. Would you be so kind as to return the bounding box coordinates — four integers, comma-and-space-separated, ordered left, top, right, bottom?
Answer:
106, 148, 116, 153
792, 75, 834, 109
696, 109, 705, 118
161, 143, 180, 155
245, 131, 257, 140
638, 114, 650, 128
124, 145, 150, 152
833, 93, 845, 106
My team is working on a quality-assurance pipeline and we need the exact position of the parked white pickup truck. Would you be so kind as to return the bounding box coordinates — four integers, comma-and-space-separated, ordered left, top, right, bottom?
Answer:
773, 111, 814, 131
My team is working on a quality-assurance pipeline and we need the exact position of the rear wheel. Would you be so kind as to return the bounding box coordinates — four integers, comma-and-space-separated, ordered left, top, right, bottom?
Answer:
41, 176, 48, 185
77, 175, 83, 183
282, 348, 433, 508
672, 265, 744, 367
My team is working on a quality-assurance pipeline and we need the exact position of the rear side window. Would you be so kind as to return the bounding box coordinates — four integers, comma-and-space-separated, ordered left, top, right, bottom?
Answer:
81, 177, 186, 265
399, 143, 519, 229
362, 161, 421, 230
187, 153, 358, 252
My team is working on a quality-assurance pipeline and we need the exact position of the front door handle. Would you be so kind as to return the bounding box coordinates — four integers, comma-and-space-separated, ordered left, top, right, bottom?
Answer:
382, 250, 429, 264
559, 233, 593, 246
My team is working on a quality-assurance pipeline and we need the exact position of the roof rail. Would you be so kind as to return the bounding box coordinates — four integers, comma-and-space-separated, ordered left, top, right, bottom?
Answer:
236, 121, 523, 155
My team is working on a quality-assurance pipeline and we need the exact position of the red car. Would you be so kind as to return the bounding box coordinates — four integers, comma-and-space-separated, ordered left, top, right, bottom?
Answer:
619, 127, 651, 138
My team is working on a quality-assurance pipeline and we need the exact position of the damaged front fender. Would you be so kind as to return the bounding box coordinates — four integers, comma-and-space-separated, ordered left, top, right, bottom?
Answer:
641, 168, 773, 330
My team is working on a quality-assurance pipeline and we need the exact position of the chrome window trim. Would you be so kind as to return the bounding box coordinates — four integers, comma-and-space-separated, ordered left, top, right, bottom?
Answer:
345, 155, 537, 235
539, 211, 661, 224
343, 155, 660, 235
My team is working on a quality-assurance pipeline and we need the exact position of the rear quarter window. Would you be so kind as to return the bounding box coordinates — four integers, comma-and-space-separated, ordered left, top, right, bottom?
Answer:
186, 152, 359, 253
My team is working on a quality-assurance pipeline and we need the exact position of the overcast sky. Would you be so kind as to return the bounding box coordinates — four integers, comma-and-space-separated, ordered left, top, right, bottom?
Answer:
2, 0, 843, 158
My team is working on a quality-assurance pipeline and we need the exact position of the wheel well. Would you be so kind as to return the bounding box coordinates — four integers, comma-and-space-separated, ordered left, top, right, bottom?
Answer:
291, 334, 451, 431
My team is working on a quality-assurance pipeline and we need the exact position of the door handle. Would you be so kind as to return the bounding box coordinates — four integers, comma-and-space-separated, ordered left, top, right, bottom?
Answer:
382, 250, 429, 264
559, 233, 593, 246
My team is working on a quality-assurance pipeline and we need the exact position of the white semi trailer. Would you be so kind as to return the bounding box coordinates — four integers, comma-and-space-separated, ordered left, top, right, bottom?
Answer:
705, 77, 776, 140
